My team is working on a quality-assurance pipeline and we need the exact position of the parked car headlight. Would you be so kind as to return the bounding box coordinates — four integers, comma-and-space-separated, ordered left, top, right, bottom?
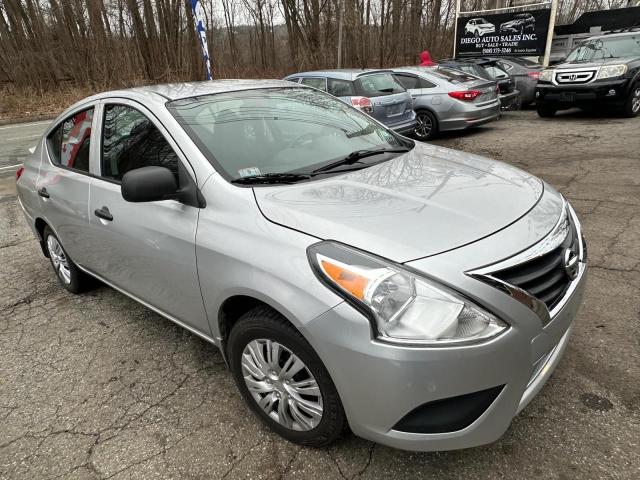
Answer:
308, 242, 508, 345
597, 64, 627, 80
539, 70, 554, 82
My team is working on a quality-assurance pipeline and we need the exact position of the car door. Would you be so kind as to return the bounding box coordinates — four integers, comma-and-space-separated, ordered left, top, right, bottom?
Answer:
84, 100, 209, 335
36, 105, 97, 266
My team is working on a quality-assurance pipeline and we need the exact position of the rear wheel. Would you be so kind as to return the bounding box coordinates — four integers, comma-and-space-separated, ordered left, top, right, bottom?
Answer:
227, 306, 346, 447
43, 226, 90, 294
621, 84, 640, 118
414, 110, 438, 140
537, 103, 557, 118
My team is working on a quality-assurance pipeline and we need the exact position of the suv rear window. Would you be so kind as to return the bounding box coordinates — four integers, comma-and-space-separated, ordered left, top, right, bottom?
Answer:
355, 73, 405, 97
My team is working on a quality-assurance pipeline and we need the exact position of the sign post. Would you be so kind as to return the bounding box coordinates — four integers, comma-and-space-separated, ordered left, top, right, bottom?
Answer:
452, 0, 462, 57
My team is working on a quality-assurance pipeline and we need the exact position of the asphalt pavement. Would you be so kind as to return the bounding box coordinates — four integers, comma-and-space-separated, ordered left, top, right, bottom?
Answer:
0, 120, 51, 180
1, 110, 639, 479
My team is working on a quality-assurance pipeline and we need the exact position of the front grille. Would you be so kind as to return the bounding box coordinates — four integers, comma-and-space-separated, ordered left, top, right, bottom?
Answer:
555, 70, 596, 84
492, 219, 579, 310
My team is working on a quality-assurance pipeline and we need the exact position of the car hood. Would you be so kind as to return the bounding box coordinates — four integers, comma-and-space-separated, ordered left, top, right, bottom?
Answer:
554, 57, 637, 69
254, 143, 543, 263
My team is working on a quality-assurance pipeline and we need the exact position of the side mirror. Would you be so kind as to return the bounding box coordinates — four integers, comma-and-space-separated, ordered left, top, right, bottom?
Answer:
121, 166, 177, 203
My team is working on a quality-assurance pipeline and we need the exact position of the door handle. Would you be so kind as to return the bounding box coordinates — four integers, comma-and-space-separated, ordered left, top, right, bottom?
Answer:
94, 206, 113, 222
37, 187, 50, 198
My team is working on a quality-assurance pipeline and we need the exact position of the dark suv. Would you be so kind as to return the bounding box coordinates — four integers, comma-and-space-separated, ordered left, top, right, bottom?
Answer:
500, 13, 535, 34
535, 31, 640, 117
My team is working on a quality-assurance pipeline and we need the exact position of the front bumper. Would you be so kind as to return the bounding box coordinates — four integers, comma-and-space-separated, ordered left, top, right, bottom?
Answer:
302, 198, 587, 451
440, 100, 501, 132
536, 79, 629, 107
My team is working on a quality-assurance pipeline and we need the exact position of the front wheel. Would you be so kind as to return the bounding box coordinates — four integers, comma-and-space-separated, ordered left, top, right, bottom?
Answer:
537, 103, 557, 118
621, 85, 640, 118
227, 306, 346, 447
414, 110, 438, 141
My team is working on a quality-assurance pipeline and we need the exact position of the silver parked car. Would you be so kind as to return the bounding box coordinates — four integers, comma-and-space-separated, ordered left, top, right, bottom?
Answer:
393, 66, 500, 140
284, 69, 417, 135
16, 80, 587, 452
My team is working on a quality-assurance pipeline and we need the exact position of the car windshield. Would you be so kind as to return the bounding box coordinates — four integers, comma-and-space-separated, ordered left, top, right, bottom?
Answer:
565, 35, 640, 62
478, 18, 489, 24
167, 87, 410, 182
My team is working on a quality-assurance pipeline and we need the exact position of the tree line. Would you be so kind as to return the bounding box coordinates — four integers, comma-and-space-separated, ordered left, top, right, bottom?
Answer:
0, 0, 630, 94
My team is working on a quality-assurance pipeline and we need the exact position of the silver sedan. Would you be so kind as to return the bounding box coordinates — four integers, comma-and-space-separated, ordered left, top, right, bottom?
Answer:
393, 66, 501, 140
16, 80, 586, 451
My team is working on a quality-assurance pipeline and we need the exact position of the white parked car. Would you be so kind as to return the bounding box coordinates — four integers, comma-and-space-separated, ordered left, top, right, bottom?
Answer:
465, 18, 496, 37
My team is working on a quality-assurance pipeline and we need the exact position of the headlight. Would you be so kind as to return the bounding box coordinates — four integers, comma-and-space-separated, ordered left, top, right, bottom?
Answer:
308, 242, 508, 346
597, 64, 627, 80
539, 70, 553, 82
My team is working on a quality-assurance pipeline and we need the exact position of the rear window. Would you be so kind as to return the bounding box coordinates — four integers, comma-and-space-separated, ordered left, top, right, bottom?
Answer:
431, 67, 478, 84
355, 73, 405, 97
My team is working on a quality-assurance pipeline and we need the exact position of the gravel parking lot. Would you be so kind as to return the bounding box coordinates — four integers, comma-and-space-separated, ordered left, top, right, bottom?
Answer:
1, 110, 639, 479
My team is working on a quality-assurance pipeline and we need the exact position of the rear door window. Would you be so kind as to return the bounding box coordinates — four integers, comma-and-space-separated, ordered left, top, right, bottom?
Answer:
101, 104, 179, 182
355, 73, 406, 97
47, 108, 94, 173
327, 78, 355, 97
301, 77, 327, 91
419, 78, 437, 88
393, 74, 419, 90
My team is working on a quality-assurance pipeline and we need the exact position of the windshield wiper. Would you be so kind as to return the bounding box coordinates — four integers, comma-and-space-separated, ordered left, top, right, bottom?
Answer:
310, 147, 410, 174
231, 173, 311, 185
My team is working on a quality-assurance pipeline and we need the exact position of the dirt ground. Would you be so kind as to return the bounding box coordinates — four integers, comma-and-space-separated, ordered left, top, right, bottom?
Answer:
1, 109, 639, 479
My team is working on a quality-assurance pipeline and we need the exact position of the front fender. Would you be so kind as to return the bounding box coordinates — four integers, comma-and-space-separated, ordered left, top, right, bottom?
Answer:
195, 176, 342, 343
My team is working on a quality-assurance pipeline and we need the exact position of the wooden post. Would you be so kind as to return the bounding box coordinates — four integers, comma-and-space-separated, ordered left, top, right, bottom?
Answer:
452, 0, 461, 57
542, 0, 558, 67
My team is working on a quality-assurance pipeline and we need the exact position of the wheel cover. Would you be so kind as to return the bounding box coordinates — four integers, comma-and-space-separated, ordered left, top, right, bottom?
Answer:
415, 113, 433, 139
46, 235, 71, 284
632, 88, 640, 114
241, 339, 323, 431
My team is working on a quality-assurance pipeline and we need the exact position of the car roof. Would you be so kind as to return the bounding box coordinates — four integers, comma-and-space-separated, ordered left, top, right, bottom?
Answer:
49, 80, 307, 126
79, 79, 298, 106
589, 30, 640, 40
286, 69, 393, 81
392, 66, 438, 75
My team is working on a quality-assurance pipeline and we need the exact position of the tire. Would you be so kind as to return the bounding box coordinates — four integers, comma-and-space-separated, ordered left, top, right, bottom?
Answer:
621, 84, 640, 118
537, 103, 557, 118
474, 30, 480, 38
414, 110, 438, 141
43, 226, 91, 294
227, 306, 346, 447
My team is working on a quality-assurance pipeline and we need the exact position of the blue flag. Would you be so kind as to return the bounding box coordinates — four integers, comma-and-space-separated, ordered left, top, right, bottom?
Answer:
191, 0, 212, 80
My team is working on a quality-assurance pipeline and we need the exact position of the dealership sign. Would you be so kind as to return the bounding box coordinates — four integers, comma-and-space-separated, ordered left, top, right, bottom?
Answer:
456, 8, 552, 57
